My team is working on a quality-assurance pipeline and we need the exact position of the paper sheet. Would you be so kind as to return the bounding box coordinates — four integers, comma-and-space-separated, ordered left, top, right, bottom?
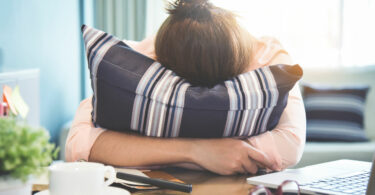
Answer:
2, 85, 17, 115
11, 86, 29, 119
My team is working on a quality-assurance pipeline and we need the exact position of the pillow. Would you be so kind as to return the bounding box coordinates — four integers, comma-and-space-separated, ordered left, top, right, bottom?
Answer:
82, 25, 303, 138
303, 84, 369, 142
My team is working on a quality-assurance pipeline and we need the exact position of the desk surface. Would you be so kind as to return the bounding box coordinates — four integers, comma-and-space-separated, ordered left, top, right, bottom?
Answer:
133, 168, 254, 195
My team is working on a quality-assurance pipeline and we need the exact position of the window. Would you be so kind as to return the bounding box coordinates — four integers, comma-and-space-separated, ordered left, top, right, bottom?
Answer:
211, 0, 375, 68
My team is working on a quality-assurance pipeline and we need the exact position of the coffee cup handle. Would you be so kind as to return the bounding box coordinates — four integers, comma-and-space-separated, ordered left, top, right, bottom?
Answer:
104, 166, 116, 187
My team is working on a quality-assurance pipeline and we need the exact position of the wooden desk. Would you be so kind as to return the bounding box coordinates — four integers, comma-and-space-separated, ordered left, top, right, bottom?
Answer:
133, 168, 254, 195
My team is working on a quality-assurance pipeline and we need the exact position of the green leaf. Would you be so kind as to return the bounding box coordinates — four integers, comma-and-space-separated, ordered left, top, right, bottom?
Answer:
0, 117, 57, 182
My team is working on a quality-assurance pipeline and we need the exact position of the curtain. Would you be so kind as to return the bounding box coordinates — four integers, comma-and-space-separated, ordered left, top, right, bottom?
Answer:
94, 0, 147, 41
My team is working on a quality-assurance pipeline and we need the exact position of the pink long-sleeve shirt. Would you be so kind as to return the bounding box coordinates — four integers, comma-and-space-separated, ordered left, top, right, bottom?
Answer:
65, 37, 306, 169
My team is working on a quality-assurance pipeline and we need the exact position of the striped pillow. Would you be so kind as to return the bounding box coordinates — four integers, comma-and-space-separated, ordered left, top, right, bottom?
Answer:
303, 85, 369, 142
82, 25, 303, 138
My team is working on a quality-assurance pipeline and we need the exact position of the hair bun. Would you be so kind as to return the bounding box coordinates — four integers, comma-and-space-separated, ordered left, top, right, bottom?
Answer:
168, 0, 213, 21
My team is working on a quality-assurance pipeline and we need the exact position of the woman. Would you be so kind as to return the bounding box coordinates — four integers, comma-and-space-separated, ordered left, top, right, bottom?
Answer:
66, 0, 306, 175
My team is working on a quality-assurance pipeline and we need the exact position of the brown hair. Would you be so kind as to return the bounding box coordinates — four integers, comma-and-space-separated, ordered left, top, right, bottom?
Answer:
155, 0, 253, 87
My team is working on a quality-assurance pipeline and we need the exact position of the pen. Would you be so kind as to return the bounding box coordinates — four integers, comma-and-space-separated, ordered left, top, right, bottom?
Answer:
116, 172, 193, 193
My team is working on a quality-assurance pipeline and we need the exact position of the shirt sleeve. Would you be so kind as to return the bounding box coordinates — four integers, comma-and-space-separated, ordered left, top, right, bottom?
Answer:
247, 37, 306, 169
65, 97, 106, 162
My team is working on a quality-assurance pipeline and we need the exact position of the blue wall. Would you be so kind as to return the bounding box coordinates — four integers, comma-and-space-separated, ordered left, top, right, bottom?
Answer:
0, 0, 82, 142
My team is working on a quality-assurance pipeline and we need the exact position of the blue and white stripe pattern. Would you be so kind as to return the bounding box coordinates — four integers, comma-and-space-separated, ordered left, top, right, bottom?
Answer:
82, 25, 302, 138
131, 62, 190, 137
224, 67, 278, 137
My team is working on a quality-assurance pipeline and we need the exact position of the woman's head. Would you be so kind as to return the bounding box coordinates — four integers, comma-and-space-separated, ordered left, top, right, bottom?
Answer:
155, 0, 253, 87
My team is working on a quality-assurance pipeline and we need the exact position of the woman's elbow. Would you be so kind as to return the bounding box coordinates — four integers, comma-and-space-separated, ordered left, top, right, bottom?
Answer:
65, 136, 76, 162
284, 142, 305, 168
64, 126, 92, 162
65, 130, 83, 162
280, 132, 306, 168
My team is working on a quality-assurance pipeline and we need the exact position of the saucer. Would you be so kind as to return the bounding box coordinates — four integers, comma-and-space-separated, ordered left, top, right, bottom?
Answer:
35, 186, 130, 195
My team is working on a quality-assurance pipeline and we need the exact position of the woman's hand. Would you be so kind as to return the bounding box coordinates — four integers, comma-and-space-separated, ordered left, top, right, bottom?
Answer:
190, 138, 278, 175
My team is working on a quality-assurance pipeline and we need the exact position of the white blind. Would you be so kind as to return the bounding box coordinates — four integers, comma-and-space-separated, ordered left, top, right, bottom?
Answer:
94, 0, 147, 41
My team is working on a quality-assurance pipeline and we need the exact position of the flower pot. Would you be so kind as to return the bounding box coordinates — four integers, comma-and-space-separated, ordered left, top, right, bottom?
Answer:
0, 176, 32, 195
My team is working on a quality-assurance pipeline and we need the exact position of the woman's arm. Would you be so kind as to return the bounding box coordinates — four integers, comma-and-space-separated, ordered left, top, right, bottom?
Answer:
66, 97, 277, 175
89, 129, 277, 175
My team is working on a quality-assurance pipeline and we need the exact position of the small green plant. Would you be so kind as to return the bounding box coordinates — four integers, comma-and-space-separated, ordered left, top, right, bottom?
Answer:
0, 117, 58, 182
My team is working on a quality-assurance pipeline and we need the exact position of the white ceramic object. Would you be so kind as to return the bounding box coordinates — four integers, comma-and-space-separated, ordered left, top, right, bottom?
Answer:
35, 186, 130, 195
0, 176, 32, 195
49, 162, 116, 195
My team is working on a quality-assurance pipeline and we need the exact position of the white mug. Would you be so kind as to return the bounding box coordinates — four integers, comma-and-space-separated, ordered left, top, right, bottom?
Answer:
49, 162, 116, 195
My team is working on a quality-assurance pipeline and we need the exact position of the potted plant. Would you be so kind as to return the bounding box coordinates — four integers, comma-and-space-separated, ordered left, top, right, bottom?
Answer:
0, 117, 57, 195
